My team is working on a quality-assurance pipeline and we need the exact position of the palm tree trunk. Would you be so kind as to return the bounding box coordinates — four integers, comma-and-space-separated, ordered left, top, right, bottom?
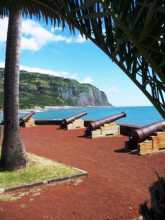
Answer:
0, 10, 27, 170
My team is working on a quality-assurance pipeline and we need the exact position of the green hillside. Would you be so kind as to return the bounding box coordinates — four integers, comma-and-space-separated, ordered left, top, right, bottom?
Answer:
0, 68, 110, 109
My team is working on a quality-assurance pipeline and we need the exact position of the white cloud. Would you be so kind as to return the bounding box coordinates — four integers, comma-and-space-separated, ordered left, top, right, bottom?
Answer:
0, 17, 8, 42
105, 86, 120, 102
21, 19, 55, 51
82, 76, 94, 84
108, 86, 120, 95
0, 18, 87, 51
21, 37, 40, 51
50, 26, 63, 33
74, 34, 87, 43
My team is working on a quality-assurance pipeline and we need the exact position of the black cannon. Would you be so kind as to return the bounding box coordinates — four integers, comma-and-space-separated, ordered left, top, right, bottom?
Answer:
88, 112, 126, 130
86, 112, 126, 136
20, 111, 35, 127
130, 120, 165, 143
61, 112, 87, 128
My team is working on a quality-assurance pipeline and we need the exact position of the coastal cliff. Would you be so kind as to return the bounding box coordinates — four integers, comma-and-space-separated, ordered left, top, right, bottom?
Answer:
0, 68, 110, 108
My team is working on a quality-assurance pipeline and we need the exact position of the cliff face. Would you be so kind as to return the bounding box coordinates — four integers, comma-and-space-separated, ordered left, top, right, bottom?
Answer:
0, 68, 110, 108
77, 87, 109, 106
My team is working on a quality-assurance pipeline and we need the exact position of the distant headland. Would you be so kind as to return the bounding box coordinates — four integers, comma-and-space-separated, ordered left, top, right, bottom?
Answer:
0, 68, 111, 109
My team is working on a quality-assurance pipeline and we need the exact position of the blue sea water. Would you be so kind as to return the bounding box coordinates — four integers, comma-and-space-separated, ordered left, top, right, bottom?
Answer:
0, 106, 163, 126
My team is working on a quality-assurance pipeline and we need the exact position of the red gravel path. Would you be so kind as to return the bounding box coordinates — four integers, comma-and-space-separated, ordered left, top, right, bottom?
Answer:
0, 125, 165, 220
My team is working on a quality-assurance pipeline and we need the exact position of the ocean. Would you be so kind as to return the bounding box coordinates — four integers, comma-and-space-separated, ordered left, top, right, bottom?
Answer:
0, 106, 163, 126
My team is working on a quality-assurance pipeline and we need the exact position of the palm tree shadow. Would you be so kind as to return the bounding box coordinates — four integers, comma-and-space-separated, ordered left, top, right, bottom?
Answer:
139, 173, 165, 220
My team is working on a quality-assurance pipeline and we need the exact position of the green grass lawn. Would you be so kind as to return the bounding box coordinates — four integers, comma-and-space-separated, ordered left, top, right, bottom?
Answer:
0, 153, 85, 190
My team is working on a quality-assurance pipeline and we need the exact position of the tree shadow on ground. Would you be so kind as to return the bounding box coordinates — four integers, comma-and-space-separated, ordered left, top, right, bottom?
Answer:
139, 173, 165, 220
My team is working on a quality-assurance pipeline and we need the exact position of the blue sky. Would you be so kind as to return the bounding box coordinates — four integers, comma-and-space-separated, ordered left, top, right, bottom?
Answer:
0, 17, 151, 106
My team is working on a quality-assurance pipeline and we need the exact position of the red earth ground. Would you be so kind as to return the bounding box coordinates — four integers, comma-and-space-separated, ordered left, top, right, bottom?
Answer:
0, 125, 165, 220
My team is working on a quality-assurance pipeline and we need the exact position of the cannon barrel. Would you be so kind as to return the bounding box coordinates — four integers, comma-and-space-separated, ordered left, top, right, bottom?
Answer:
20, 111, 35, 124
62, 112, 87, 125
89, 112, 126, 130
130, 120, 165, 143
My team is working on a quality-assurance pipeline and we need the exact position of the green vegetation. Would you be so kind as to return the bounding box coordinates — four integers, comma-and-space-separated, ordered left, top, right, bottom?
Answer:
0, 68, 110, 109
0, 153, 83, 190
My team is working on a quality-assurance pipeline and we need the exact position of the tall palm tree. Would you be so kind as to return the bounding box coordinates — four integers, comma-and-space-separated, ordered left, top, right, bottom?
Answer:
0, 10, 27, 170
0, 1, 75, 171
